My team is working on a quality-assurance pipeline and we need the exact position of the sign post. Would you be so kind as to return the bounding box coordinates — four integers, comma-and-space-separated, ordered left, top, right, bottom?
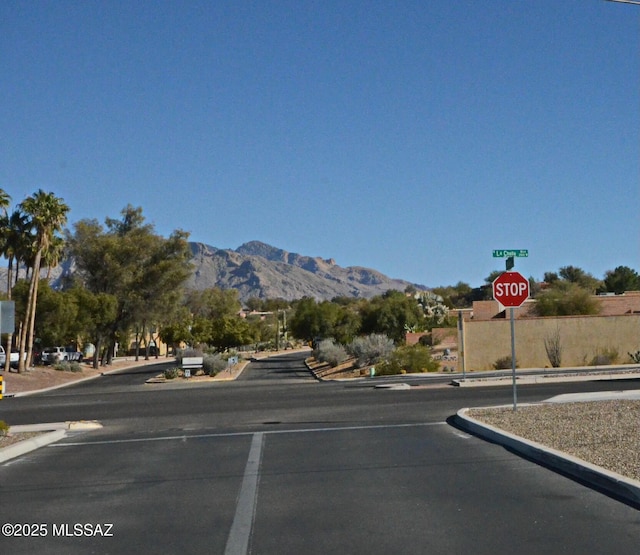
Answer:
492, 271, 530, 411
493, 249, 528, 272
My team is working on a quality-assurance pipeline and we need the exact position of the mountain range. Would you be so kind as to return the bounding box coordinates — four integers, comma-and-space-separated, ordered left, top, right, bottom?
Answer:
0, 240, 426, 303
186, 241, 425, 302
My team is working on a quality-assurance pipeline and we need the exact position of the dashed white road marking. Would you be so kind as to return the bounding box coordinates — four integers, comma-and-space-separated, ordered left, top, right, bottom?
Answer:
224, 432, 264, 555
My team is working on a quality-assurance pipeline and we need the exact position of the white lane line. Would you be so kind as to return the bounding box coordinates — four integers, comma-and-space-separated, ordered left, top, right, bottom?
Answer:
50, 422, 447, 447
224, 432, 264, 555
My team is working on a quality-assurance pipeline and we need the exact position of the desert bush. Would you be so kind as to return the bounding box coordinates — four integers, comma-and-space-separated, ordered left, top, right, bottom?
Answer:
53, 361, 82, 373
493, 355, 517, 370
376, 344, 439, 375
629, 350, 640, 364
348, 334, 394, 367
533, 283, 599, 316
0, 420, 9, 436
589, 347, 618, 366
544, 327, 562, 368
204, 353, 227, 377
314, 338, 348, 367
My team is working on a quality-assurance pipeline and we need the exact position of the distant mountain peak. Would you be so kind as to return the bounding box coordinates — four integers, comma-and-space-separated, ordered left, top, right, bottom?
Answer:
7, 240, 427, 303
236, 241, 337, 267
236, 241, 288, 261
187, 241, 426, 302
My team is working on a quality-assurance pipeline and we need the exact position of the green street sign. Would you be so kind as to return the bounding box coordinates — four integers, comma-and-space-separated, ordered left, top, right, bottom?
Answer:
492, 249, 528, 258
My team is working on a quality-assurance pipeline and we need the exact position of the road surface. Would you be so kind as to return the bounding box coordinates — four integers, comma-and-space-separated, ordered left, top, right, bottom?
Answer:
1, 352, 638, 554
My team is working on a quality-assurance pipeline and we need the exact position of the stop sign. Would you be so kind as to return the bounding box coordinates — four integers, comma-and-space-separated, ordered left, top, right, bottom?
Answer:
492, 271, 529, 308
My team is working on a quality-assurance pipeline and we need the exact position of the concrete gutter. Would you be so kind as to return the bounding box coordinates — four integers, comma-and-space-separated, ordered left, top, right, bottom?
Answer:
454, 407, 640, 508
0, 421, 102, 464
452, 369, 640, 387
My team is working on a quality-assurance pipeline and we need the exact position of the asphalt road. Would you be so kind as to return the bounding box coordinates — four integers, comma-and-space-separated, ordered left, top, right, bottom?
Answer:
1, 352, 639, 554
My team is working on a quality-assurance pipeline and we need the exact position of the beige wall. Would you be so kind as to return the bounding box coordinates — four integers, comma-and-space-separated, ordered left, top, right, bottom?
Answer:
462, 314, 640, 371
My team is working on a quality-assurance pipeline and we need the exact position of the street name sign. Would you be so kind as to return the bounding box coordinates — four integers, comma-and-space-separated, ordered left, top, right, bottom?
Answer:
492, 250, 528, 258
492, 271, 529, 308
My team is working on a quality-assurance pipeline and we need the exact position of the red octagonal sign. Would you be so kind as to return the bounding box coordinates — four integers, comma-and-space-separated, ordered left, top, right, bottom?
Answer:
492, 271, 530, 308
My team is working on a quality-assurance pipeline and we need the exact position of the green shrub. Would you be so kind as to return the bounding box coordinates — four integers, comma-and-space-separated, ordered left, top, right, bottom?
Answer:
164, 367, 179, 380
533, 283, 599, 316
0, 420, 9, 436
376, 344, 439, 375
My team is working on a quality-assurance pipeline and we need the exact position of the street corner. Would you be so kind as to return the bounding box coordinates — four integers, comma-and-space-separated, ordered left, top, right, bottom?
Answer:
453, 406, 640, 510
1, 420, 104, 464
67, 420, 103, 431
0, 428, 66, 464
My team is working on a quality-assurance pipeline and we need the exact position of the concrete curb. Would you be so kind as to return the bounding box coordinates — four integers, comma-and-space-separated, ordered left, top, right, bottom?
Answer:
454, 407, 640, 508
452, 371, 640, 387
0, 421, 103, 464
145, 361, 250, 384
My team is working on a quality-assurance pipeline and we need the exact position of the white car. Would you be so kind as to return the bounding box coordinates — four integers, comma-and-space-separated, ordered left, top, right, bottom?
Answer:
0, 346, 23, 367
41, 346, 83, 364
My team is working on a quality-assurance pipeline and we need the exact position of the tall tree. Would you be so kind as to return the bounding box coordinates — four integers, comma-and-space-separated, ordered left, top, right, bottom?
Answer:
17, 190, 69, 371
558, 265, 601, 293
0, 189, 12, 372
0, 189, 10, 216
4, 209, 31, 290
359, 290, 424, 344
67, 206, 192, 367
601, 266, 640, 295
69, 286, 118, 363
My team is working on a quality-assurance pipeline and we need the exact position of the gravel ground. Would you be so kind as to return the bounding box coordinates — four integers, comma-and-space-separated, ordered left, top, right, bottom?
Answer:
0, 432, 43, 449
469, 400, 640, 482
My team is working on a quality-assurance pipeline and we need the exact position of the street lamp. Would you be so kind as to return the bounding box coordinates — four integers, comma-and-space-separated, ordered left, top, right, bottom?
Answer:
605, 0, 640, 5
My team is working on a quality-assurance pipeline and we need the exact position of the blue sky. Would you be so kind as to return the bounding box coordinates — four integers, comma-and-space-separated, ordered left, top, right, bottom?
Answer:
2, 1, 638, 288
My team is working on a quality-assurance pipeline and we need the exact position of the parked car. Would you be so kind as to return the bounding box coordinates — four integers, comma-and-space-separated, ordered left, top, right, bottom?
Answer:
41, 346, 83, 364
0, 346, 24, 367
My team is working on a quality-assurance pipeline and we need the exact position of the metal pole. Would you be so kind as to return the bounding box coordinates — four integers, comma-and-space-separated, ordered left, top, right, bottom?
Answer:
510, 307, 517, 411
458, 310, 466, 381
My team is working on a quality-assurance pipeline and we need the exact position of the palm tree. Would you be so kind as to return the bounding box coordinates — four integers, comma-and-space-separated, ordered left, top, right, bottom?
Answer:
0, 190, 10, 278
0, 189, 10, 216
4, 210, 36, 371
4, 209, 30, 291
17, 190, 69, 371
42, 235, 65, 279
0, 190, 13, 372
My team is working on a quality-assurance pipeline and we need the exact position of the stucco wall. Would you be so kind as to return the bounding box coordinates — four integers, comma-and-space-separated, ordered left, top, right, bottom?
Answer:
462, 313, 640, 371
